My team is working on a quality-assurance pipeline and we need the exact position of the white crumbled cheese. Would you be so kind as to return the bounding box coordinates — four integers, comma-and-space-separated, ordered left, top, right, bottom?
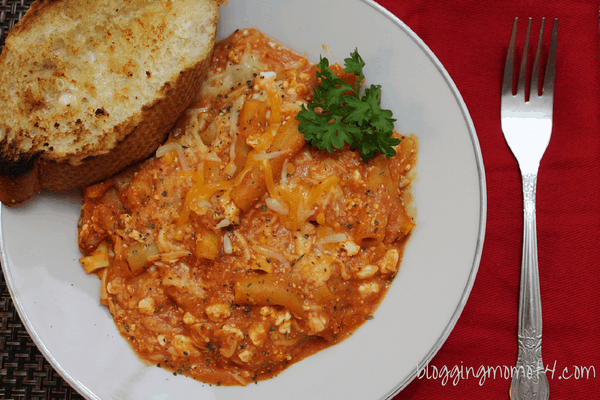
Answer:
138, 296, 155, 315
356, 264, 378, 279
398, 176, 411, 189
221, 199, 240, 224
307, 312, 328, 334
157, 334, 168, 346
128, 229, 145, 242
278, 321, 291, 335
217, 325, 244, 358
340, 240, 360, 256
220, 324, 244, 339
248, 324, 267, 346
205, 303, 231, 321
260, 306, 274, 316
359, 282, 380, 297
296, 253, 333, 287
379, 249, 400, 274
239, 350, 253, 363
273, 310, 292, 335
351, 169, 364, 184
106, 277, 125, 295
274, 310, 291, 326
260, 71, 276, 79
172, 334, 201, 357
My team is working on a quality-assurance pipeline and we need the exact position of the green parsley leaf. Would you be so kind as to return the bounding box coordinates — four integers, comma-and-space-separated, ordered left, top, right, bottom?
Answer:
342, 51, 365, 93
296, 49, 400, 162
296, 103, 357, 152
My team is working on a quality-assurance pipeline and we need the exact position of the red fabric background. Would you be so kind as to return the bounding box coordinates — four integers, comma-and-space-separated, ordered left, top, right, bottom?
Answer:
372, 0, 600, 399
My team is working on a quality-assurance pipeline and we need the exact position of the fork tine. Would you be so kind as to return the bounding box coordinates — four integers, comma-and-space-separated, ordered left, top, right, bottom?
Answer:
543, 18, 558, 95
530, 18, 545, 97
517, 18, 532, 97
502, 18, 519, 96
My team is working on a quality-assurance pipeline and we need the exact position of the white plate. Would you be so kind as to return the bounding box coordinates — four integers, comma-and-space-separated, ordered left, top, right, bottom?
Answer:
0, 0, 486, 399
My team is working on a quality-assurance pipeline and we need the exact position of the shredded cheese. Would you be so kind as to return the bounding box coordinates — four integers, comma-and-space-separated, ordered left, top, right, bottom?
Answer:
254, 150, 288, 161
178, 180, 234, 227
306, 175, 339, 209
223, 232, 233, 254
215, 218, 231, 229
280, 159, 290, 184
320, 233, 348, 244
260, 159, 279, 200
156, 142, 182, 158
265, 197, 289, 215
252, 244, 291, 268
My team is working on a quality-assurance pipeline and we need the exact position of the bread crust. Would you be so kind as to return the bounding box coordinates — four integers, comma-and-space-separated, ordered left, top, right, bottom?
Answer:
39, 59, 211, 192
0, 0, 220, 206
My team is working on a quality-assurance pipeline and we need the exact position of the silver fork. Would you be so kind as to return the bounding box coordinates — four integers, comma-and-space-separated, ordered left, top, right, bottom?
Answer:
501, 17, 557, 400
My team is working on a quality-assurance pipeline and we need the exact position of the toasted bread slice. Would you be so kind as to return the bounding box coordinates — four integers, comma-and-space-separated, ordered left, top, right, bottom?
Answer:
0, 0, 222, 206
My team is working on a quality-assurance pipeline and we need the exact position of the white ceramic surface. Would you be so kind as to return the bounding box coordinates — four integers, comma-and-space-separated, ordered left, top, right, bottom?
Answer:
0, 1, 486, 399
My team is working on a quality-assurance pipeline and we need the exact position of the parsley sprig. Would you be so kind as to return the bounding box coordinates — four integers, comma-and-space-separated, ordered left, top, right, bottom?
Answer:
296, 50, 400, 162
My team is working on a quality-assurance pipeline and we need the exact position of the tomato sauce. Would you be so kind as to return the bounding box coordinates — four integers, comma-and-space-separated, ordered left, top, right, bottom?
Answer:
78, 28, 417, 386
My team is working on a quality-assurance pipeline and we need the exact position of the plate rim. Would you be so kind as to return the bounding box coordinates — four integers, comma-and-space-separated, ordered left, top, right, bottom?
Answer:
356, 2, 487, 397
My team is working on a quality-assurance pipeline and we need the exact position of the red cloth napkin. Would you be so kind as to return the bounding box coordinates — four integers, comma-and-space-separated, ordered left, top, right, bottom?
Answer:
373, 0, 600, 398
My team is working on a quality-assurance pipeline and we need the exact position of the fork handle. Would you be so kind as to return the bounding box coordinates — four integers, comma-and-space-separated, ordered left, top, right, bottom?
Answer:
509, 172, 549, 400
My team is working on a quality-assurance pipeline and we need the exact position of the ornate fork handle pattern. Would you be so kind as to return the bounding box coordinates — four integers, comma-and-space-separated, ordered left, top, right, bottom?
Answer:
509, 173, 549, 400
523, 173, 537, 219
